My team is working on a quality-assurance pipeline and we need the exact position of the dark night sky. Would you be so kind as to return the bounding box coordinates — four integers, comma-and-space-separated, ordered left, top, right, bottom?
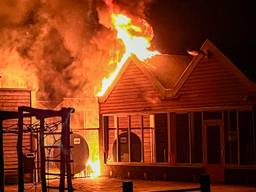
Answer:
148, 0, 256, 80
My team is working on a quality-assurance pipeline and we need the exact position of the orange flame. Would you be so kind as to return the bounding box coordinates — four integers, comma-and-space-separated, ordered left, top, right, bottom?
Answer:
97, 12, 159, 96
86, 159, 100, 178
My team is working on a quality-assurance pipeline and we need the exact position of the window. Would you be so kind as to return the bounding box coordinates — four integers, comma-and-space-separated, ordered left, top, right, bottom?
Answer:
155, 113, 168, 162
191, 112, 203, 163
112, 132, 142, 162
106, 115, 143, 163
103, 115, 115, 162
103, 116, 109, 163
224, 111, 238, 164
175, 113, 190, 163
238, 111, 256, 164
207, 125, 221, 164
217, 109, 256, 165
175, 112, 203, 164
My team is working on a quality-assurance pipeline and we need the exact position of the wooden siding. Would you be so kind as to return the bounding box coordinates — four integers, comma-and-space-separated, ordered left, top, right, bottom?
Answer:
175, 56, 256, 108
143, 128, 153, 163
99, 41, 256, 183
119, 116, 128, 129
0, 89, 31, 176
0, 89, 31, 111
100, 47, 256, 114
108, 116, 115, 128
100, 61, 161, 114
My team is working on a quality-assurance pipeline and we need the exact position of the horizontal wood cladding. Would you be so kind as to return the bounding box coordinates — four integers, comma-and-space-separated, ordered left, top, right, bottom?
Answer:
118, 116, 128, 128
0, 89, 31, 111
143, 129, 153, 163
108, 116, 115, 128
100, 53, 256, 114
100, 62, 161, 114
0, 89, 31, 175
176, 57, 256, 108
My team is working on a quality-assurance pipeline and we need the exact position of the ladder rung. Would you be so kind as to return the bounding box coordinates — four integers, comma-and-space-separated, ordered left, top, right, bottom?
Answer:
44, 132, 72, 135
45, 159, 74, 162
46, 186, 74, 190
45, 172, 60, 176
46, 172, 74, 176
46, 186, 59, 189
44, 145, 74, 148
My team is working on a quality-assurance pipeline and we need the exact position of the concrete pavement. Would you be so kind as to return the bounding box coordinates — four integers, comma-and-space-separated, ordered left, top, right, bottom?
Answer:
4, 177, 256, 191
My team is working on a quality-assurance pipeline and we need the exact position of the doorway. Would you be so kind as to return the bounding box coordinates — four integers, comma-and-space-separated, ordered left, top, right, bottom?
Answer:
204, 121, 224, 183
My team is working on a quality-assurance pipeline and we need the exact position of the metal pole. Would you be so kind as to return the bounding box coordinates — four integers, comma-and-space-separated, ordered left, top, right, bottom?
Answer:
60, 111, 66, 192
141, 115, 144, 162
17, 108, 24, 192
65, 109, 73, 191
116, 117, 119, 162
39, 118, 47, 192
128, 115, 131, 162
0, 119, 4, 192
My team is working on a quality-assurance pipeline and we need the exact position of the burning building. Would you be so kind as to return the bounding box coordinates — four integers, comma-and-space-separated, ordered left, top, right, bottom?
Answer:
98, 40, 256, 184
0, 0, 156, 181
1, 0, 256, 186
0, 89, 32, 184
0, 0, 112, 181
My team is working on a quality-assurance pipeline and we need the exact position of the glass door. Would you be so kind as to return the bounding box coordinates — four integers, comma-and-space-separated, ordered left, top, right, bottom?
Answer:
204, 121, 224, 183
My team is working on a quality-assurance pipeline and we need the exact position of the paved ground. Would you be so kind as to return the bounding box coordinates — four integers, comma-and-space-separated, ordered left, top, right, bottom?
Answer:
4, 177, 256, 192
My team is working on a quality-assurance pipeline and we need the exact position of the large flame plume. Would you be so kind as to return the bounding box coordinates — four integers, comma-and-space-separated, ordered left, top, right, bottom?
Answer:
0, 0, 157, 102
97, 0, 159, 96
0, 0, 157, 176
0, 0, 114, 104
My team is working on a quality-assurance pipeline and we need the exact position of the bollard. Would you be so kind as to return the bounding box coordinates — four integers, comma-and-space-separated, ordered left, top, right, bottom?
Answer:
200, 174, 210, 192
122, 181, 133, 192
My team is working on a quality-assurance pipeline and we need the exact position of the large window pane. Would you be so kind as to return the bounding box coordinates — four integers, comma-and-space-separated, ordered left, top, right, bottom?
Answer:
175, 113, 190, 163
155, 113, 168, 162
191, 112, 203, 163
239, 111, 256, 164
224, 111, 238, 164
103, 116, 109, 163
207, 125, 221, 164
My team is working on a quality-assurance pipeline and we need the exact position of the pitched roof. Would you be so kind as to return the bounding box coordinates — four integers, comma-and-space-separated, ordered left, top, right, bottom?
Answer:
142, 54, 191, 89
165, 39, 256, 98
98, 54, 192, 102
99, 39, 256, 102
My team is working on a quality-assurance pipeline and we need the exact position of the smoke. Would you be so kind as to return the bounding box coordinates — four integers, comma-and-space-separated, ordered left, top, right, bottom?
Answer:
0, 0, 154, 107
0, 0, 38, 27
111, 0, 155, 18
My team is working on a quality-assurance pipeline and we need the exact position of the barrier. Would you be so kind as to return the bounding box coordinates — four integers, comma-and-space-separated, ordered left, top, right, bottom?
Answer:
123, 181, 133, 192
122, 174, 210, 192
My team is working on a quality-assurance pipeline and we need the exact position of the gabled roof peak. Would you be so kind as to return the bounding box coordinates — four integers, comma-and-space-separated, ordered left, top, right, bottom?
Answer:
98, 39, 256, 103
